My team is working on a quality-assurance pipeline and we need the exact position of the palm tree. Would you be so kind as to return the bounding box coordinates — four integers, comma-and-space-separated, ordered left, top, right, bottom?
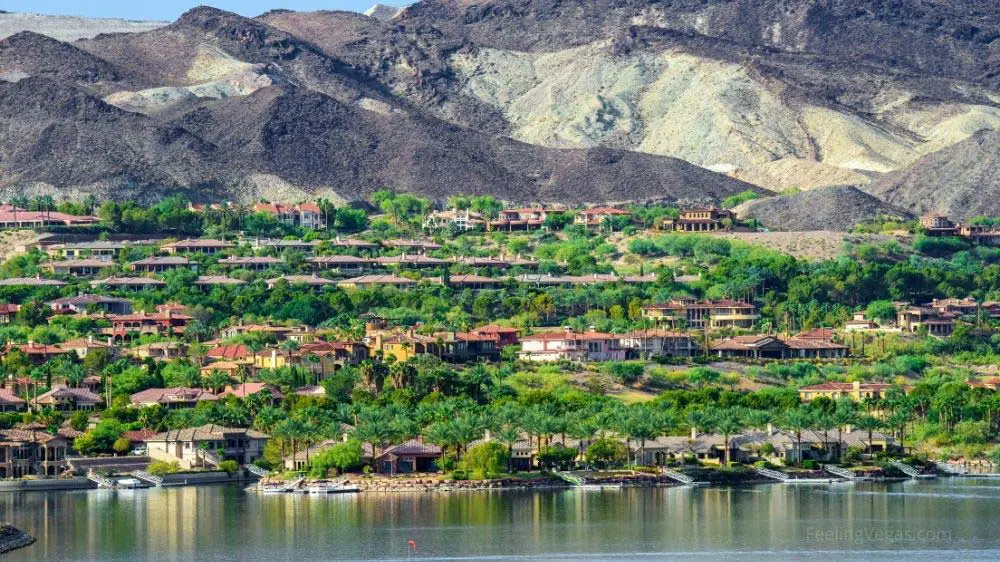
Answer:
781, 407, 815, 466
625, 407, 664, 466
64, 363, 87, 389
713, 409, 746, 466
280, 339, 300, 368
204, 369, 232, 394
854, 415, 882, 457
494, 424, 521, 473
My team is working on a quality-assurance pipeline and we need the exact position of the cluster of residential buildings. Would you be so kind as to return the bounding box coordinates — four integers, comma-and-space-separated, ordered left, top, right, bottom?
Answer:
921, 213, 1000, 245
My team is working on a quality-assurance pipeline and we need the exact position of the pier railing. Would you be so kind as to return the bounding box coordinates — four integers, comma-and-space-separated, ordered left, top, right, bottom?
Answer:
753, 466, 790, 481
131, 470, 163, 486
823, 465, 857, 480
245, 465, 268, 478
890, 460, 922, 478
660, 467, 695, 484
86, 470, 116, 489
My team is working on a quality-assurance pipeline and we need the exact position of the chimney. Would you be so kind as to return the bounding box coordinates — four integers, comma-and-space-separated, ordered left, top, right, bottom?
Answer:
691, 426, 698, 439
484, 429, 492, 442
853, 381, 861, 392
88, 335, 93, 344
766, 422, 774, 436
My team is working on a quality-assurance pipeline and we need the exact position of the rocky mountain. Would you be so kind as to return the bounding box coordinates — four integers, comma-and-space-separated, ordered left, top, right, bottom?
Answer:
1, 1, 999, 211
735, 186, 914, 232
0, 6, 760, 204
867, 130, 1000, 220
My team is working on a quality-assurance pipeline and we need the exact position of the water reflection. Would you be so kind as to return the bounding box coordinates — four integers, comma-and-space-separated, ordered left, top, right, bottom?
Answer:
4, 480, 1000, 560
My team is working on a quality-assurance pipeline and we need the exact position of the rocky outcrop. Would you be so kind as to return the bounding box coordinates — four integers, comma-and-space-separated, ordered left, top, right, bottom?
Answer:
735, 186, 914, 232
0, 523, 35, 555
867, 130, 1000, 220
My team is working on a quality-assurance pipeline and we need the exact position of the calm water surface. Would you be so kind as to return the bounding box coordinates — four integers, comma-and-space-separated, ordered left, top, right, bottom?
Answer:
4, 479, 1000, 560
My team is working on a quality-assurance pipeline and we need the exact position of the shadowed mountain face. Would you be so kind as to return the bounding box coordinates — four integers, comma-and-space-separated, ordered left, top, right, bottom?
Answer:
2, 1, 999, 210
0, 5, 764, 204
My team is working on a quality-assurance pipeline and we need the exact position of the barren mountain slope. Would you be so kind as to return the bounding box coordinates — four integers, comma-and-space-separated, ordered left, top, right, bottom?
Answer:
867, 130, 1000, 220
259, 0, 1000, 192
735, 186, 914, 232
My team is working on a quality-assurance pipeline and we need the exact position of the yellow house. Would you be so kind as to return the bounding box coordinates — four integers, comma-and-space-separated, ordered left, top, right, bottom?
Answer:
798, 381, 895, 402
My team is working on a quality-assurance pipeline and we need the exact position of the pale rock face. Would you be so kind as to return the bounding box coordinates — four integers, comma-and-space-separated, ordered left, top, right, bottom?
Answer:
104, 46, 273, 114
451, 41, 1000, 187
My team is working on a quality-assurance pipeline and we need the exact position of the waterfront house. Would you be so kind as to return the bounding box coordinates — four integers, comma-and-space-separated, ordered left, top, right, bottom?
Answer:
641, 298, 760, 330
145, 424, 269, 469
130, 256, 196, 273
375, 439, 443, 474
518, 328, 626, 362
161, 239, 235, 255
130, 387, 219, 409
0, 429, 69, 478
31, 385, 103, 411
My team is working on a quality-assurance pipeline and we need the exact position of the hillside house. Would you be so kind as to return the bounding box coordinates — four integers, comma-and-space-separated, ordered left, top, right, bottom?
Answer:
711, 335, 849, 359
641, 298, 759, 330
518, 328, 626, 362
161, 239, 235, 255
574, 207, 632, 228
661, 208, 734, 232
129, 256, 196, 273
130, 388, 219, 409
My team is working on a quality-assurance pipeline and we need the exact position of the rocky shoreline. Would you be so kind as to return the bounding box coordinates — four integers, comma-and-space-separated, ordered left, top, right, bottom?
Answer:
339, 472, 693, 493
0, 523, 35, 555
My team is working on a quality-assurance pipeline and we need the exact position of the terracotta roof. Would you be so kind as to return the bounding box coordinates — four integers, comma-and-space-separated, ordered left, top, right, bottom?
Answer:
33, 386, 102, 405
220, 383, 284, 400
91, 277, 166, 287
162, 239, 234, 249
521, 329, 618, 342
267, 275, 335, 286
194, 275, 246, 285
122, 429, 158, 443
800, 382, 893, 391
207, 344, 250, 359
0, 277, 67, 286
218, 256, 285, 265
472, 324, 518, 334
338, 275, 417, 286
130, 387, 219, 405
0, 389, 25, 406
378, 439, 442, 457
131, 256, 191, 266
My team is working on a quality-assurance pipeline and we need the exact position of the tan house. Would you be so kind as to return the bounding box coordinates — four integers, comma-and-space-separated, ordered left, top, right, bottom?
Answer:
161, 239, 235, 255
130, 387, 219, 409
574, 207, 631, 228
798, 381, 896, 402
711, 335, 849, 359
31, 386, 103, 411
661, 208, 734, 232
641, 298, 759, 330
146, 424, 269, 469
0, 429, 70, 478
619, 329, 696, 358
897, 306, 956, 336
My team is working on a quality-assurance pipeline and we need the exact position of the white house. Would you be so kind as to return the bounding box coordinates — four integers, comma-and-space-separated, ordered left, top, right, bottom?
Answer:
518, 328, 626, 362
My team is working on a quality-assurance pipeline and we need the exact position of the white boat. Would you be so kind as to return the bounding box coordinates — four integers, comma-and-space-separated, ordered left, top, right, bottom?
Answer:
116, 478, 144, 489
307, 482, 360, 494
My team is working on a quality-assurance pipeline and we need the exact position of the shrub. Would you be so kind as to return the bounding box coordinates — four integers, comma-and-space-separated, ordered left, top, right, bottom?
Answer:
450, 469, 468, 480
585, 438, 627, 469
604, 361, 644, 385
536, 445, 578, 470
802, 460, 818, 470
147, 460, 181, 477
113, 438, 132, 455
461, 442, 510, 479
218, 460, 239, 475
308, 441, 364, 478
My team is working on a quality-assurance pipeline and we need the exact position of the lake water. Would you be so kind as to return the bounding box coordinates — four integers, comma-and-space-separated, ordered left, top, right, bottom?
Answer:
4, 479, 1000, 560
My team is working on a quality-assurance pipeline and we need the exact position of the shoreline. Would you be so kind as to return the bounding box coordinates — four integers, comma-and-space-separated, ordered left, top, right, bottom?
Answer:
0, 524, 35, 555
